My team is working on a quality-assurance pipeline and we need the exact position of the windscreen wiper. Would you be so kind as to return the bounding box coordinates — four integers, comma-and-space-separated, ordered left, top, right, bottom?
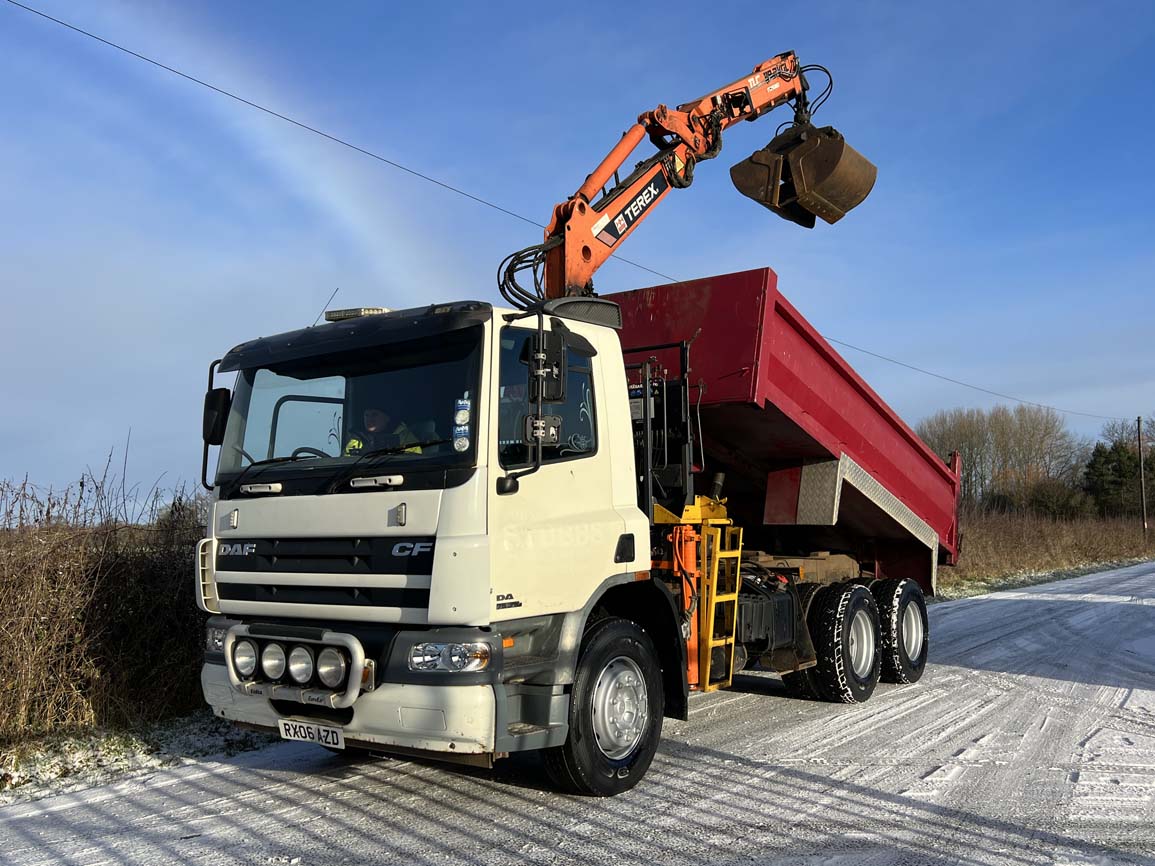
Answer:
325, 439, 453, 493
228, 452, 323, 491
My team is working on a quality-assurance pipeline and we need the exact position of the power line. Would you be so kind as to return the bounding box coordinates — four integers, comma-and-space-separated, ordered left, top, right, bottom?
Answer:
4, 0, 1128, 424
3, 2, 543, 226
825, 337, 1126, 422
2, 0, 676, 286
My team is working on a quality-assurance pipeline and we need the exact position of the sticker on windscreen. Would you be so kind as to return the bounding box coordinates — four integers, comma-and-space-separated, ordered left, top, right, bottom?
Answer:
453, 398, 471, 452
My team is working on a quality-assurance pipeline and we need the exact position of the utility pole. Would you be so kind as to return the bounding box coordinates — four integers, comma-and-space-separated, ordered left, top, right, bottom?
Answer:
1140, 416, 1149, 545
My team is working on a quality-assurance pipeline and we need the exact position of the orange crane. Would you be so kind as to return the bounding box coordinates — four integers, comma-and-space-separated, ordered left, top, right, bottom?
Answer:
497, 50, 876, 307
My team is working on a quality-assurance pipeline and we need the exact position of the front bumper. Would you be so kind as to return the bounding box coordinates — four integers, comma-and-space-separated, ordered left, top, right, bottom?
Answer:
202, 662, 497, 754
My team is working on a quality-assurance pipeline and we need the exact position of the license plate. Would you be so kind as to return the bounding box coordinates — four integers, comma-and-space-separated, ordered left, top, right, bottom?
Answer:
278, 718, 345, 749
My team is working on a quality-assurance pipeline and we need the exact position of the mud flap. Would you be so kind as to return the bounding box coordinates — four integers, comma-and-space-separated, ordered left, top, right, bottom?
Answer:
763, 577, 819, 673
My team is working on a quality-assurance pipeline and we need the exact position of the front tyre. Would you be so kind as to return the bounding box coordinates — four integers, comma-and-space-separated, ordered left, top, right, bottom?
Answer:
544, 617, 664, 796
872, 578, 929, 684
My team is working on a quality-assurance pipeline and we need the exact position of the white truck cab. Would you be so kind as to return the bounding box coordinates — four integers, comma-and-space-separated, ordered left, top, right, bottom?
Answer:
199, 300, 661, 792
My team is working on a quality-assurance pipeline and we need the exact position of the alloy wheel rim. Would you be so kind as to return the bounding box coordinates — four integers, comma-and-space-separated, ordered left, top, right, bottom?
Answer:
591, 655, 648, 759
902, 601, 924, 660
847, 608, 875, 679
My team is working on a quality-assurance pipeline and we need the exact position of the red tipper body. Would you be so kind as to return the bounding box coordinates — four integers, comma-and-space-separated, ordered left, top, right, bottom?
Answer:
607, 267, 960, 590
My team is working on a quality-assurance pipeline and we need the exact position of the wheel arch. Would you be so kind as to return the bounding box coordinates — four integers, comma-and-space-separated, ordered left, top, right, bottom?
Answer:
593, 579, 688, 721
554, 575, 687, 721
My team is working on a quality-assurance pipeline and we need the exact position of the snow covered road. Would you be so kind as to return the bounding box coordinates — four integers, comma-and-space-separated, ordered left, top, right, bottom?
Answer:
4, 563, 1154, 865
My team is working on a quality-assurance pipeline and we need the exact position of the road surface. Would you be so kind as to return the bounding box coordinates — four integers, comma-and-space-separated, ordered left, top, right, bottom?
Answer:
4, 563, 1154, 865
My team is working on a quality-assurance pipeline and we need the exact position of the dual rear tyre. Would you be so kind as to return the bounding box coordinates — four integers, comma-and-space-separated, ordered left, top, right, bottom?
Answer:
871, 577, 929, 684
811, 583, 883, 703
784, 579, 928, 703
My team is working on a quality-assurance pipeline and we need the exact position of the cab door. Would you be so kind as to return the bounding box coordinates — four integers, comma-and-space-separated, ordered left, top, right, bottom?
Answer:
488, 322, 629, 619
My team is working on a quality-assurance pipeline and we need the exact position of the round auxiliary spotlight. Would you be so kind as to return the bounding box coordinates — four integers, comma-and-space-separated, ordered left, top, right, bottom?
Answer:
261, 643, 287, 680
317, 647, 347, 689
233, 639, 258, 678
288, 645, 314, 685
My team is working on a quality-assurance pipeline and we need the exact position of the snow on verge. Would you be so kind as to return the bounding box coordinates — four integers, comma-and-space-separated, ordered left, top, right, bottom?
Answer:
0, 711, 276, 806
935, 556, 1155, 601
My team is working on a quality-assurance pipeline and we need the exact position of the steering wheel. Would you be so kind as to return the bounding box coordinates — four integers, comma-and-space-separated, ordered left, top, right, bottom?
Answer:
291, 446, 331, 460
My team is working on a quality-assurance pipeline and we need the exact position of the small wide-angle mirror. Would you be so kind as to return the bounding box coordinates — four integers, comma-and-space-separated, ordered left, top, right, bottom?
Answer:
523, 414, 562, 447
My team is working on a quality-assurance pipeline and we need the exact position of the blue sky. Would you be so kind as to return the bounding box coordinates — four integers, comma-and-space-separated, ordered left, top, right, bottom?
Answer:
2, 1, 1153, 490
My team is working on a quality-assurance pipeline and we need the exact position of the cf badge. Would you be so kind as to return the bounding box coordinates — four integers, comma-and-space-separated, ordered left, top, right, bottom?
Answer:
392, 541, 434, 557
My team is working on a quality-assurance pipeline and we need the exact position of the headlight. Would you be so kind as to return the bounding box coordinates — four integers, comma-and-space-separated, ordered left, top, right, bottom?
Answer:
233, 639, 258, 678
409, 641, 490, 673
261, 643, 287, 679
317, 647, 347, 688
205, 626, 227, 654
288, 645, 314, 684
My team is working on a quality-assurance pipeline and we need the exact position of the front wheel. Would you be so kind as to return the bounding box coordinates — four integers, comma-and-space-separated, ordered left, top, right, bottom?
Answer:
543, 617, 664, 796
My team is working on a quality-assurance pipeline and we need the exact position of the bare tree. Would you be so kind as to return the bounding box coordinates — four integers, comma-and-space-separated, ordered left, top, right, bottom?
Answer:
1101, 415, 1155, 451
917, 404, 1090, 513
986, 405, 1088, 509
917, 408, 991, 511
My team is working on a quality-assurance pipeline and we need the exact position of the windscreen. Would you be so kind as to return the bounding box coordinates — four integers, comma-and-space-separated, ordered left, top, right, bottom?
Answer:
215, 326, 482, 489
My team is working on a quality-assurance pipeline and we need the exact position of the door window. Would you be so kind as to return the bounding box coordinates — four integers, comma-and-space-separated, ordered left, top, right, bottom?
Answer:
498, 328, 596, 468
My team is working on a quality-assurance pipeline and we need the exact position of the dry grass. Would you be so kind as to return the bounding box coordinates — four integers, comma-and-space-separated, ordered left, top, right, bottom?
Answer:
939, 511, 1152, 596
0, 474, 207, 745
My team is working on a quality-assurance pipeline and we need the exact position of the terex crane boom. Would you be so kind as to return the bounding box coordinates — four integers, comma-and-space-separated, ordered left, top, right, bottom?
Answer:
498, 50, 876, 307
196, 51, 956, 800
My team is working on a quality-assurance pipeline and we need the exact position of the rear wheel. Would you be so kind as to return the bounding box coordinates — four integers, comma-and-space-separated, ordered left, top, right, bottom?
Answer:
872, 578, 929, 684
811, 583, 881, 703
543, 617, 664, 796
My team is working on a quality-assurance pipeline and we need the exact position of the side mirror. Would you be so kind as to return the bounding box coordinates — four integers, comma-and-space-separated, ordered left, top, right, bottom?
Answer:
530, 330, 567, 403
203, 387, 232, 446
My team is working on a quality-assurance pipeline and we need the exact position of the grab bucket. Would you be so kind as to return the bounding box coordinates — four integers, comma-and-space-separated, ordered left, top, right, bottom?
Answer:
729, 124, 877, 228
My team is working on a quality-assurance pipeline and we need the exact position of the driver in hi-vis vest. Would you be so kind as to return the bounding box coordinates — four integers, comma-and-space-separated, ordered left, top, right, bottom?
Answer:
344, 407, 422, 456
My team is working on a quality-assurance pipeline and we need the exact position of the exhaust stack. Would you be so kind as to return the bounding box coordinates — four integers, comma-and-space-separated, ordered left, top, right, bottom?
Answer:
729, 124, 877, 228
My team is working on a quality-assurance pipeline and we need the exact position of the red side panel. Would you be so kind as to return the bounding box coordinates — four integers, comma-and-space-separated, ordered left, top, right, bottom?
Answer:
608, 267, 765, 404
608, 267, 960, 564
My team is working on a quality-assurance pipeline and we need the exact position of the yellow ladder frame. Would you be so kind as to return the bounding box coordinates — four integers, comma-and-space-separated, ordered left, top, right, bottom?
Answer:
698, 524, 744, 691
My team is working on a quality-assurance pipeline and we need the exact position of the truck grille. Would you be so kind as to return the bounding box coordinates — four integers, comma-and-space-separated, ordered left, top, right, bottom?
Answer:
216, 537, 435, 575
216, 584, 430, 608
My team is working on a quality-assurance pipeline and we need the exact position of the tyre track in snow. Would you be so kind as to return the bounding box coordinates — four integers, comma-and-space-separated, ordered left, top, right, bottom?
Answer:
2, 563, 1154, 865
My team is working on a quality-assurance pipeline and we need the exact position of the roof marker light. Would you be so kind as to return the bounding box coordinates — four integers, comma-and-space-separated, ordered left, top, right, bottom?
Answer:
324, 307, 391, 322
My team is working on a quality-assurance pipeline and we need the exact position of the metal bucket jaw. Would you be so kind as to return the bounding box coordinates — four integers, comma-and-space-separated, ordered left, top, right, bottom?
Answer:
729, 124, 877, 228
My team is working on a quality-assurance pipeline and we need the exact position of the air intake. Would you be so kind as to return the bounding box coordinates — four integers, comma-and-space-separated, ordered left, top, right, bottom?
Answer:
540, 297, 623, 330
